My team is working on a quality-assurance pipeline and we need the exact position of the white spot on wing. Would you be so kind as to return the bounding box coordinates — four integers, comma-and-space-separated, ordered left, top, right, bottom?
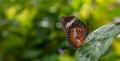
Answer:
73, 28, 81, 43
66, 18, 76, 28
76, 39, 80, 42
73, 28, 77, 38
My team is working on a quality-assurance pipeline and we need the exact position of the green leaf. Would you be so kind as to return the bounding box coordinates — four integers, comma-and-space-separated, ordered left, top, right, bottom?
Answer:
76, 22, 120, 61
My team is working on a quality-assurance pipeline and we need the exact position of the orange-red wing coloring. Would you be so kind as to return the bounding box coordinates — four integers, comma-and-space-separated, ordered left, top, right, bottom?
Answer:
61, 16, 89, 49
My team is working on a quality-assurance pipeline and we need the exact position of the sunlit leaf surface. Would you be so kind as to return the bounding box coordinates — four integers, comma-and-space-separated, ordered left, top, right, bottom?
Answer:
76, 22, 120, 61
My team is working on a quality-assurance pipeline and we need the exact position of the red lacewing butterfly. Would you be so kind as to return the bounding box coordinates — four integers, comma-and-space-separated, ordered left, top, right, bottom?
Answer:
61, 16, 89, 49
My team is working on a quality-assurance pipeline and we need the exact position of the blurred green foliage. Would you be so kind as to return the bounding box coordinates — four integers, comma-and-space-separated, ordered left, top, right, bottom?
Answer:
0, 0, 120, 61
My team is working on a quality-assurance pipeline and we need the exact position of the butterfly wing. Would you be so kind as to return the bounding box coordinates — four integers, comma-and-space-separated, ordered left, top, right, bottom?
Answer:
61, 16, 89, 49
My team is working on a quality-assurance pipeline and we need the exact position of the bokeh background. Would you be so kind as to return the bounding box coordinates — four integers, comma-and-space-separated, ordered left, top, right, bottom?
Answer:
0, 0, 120, 61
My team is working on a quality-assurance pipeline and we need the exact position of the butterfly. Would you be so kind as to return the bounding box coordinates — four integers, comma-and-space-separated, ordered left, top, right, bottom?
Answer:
61, 16, 89, 49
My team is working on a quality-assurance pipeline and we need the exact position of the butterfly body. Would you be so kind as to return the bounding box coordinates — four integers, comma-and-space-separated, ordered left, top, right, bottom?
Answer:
61, 16, 89, 49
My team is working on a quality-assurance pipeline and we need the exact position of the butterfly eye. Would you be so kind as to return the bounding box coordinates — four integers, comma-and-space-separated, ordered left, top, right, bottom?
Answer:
61, 16, 89, 49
